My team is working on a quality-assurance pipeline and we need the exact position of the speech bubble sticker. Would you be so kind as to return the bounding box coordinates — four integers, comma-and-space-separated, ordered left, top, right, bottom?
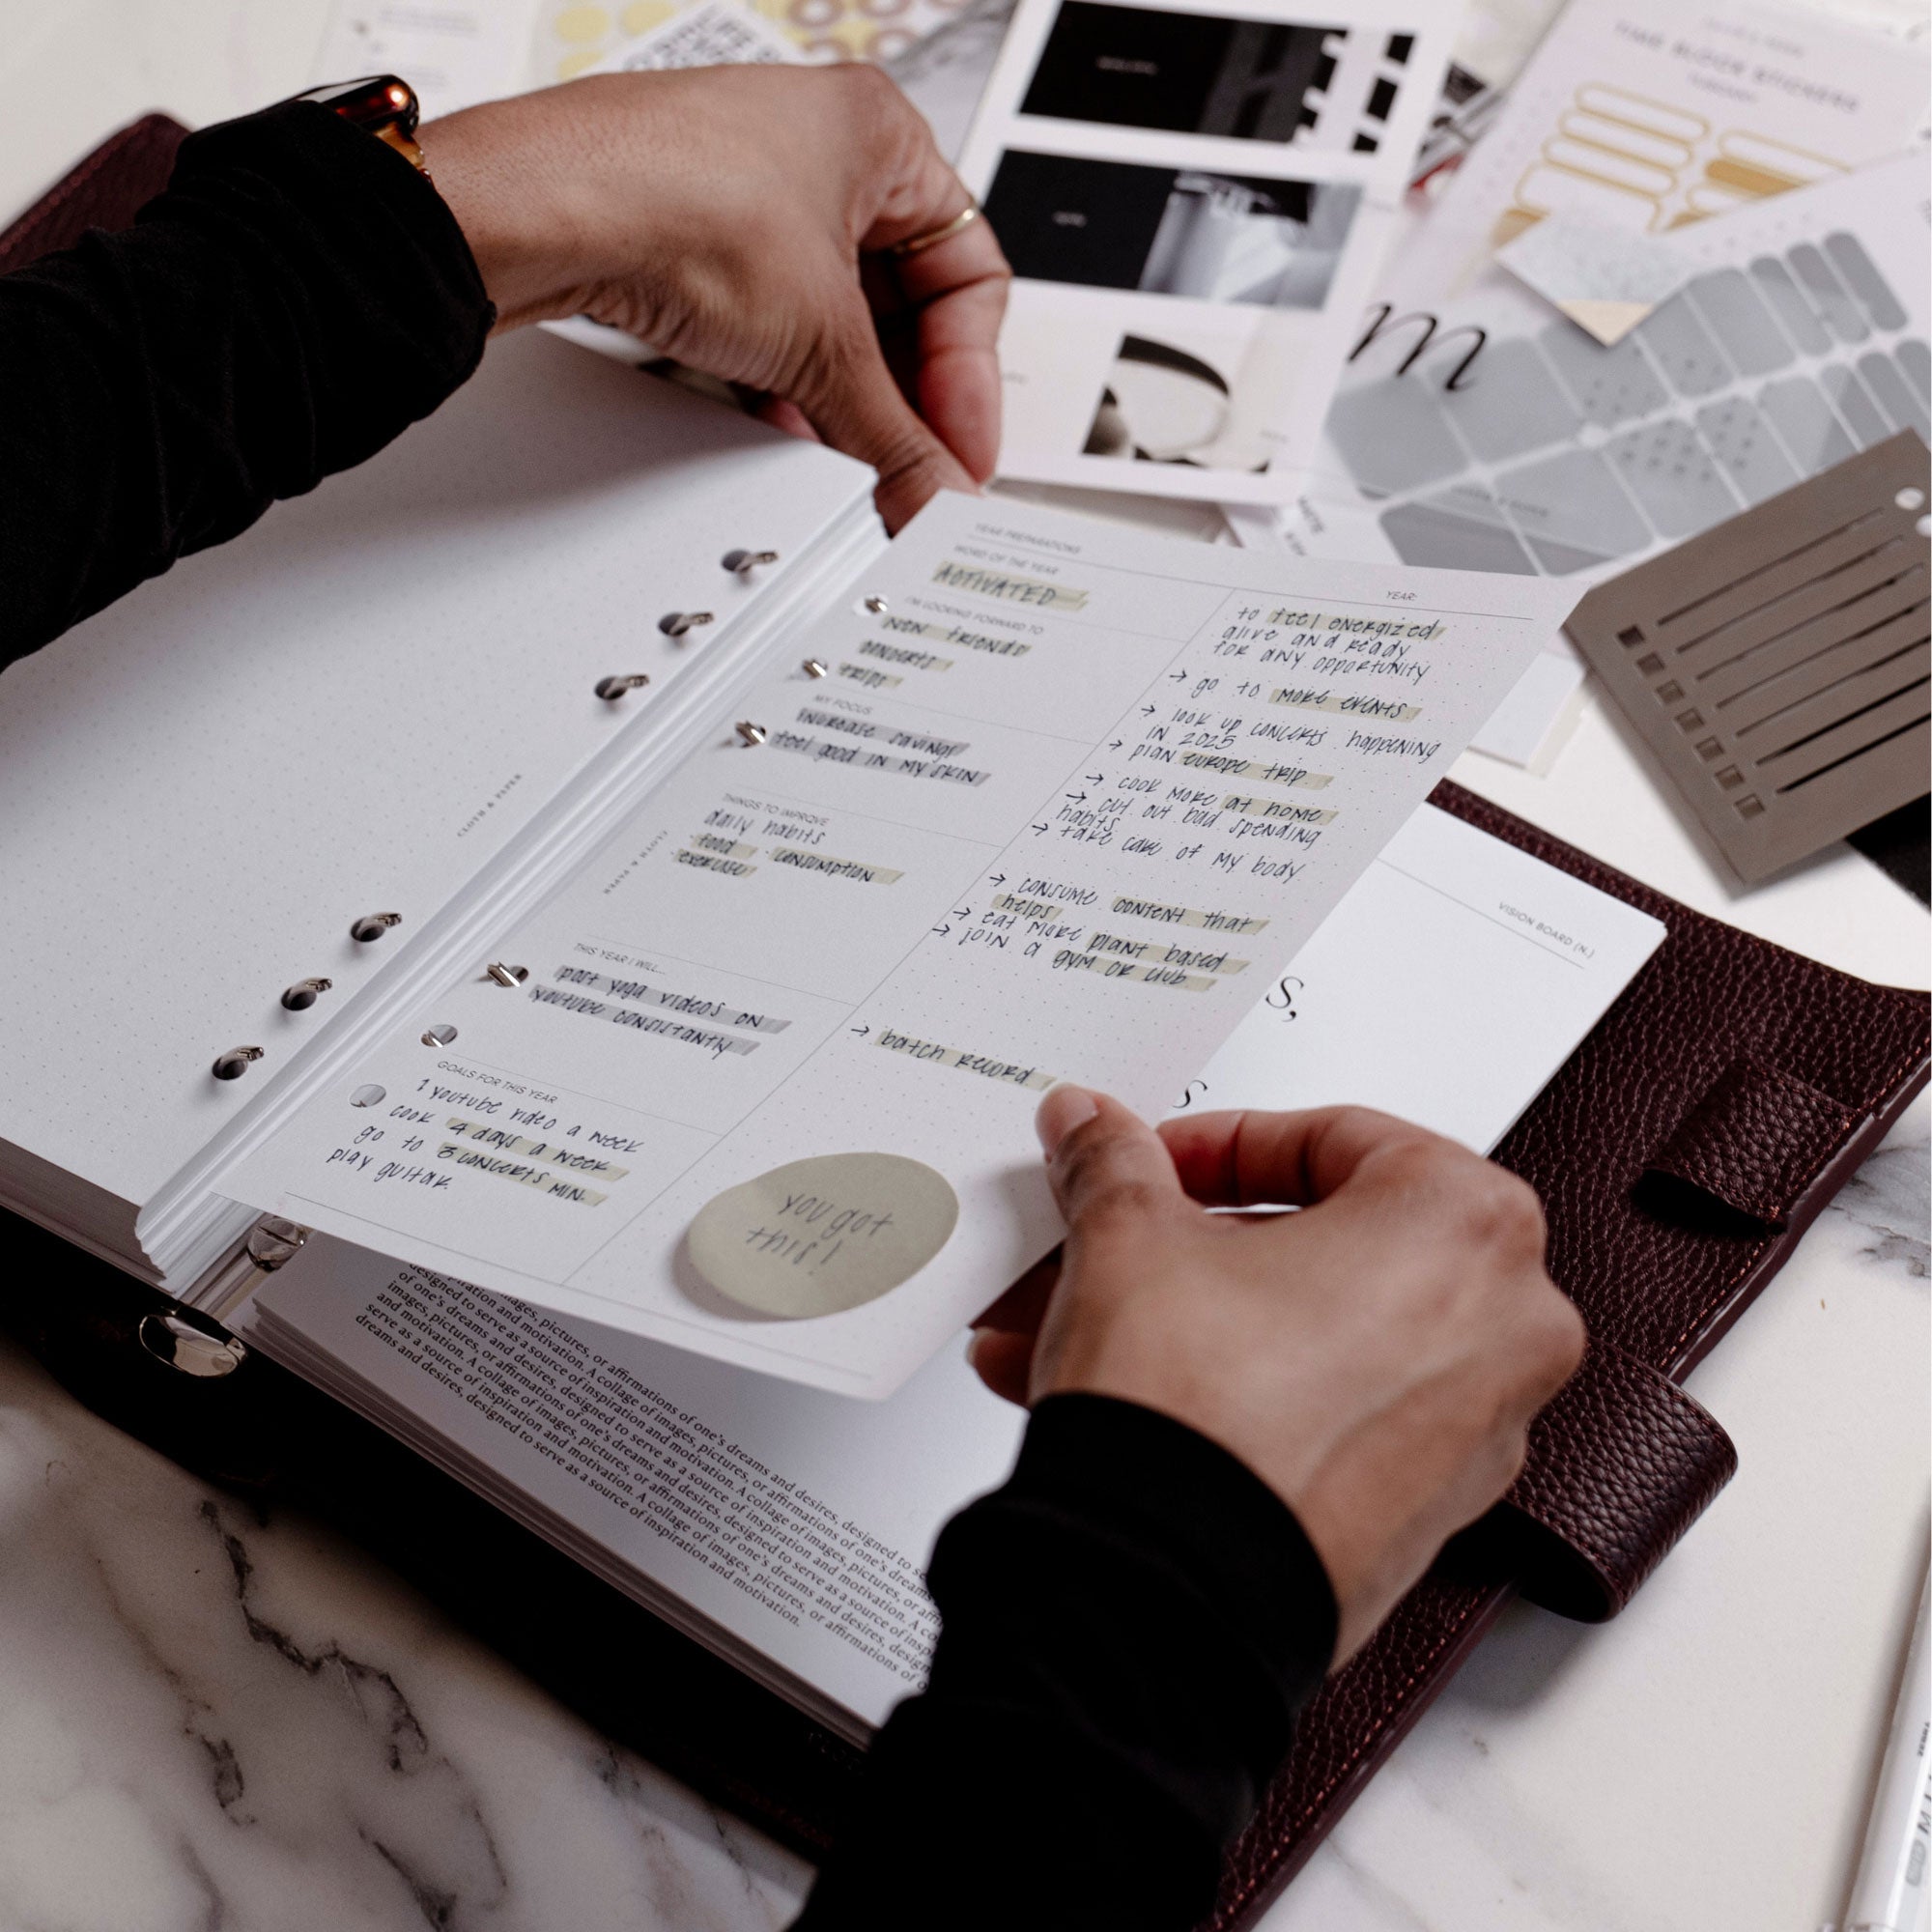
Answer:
685, 1151, 959, 1319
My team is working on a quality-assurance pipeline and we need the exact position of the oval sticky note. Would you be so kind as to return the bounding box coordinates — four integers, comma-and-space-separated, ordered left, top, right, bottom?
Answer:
686, 1151, 958, 1319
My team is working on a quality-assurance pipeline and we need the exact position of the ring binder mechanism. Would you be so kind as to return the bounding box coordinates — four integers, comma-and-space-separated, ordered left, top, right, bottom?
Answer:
595, 673, 651, 700
484, 962, 529, 987
863, 595, 889, 613
0, 308, 884, 1353
280, 977, 331, 1011
421, 1024, 458, 1046
658, 611, 714, 638
802, 658, 828, 678
190, 1213, 310, 1327
137, 1309, 247, 1378
722, 549, 779, 576
735, 720, 768, 746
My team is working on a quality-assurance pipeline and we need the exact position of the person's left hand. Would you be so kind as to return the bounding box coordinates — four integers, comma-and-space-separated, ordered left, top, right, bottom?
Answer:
423, 66, 1009, 529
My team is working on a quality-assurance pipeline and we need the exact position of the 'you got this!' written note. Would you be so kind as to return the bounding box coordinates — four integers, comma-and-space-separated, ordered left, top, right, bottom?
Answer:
217, 495, 1579, 1398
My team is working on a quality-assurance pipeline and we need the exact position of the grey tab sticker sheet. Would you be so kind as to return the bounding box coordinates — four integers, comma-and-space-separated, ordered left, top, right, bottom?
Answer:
1229, 152, 1932, 766
1565, 434, 1931, 886
1319, 156, 1929, 584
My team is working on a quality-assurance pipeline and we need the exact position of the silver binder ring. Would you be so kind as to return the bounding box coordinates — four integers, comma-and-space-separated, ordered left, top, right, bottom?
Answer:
659, 611, 715, 639
138, 1311, 248, 1378
212, 1045, 265, 1081
351, 912, 403, 943
595, 673, 651, 700
280, 977, 332, 1011
735, 721, 768, 746
722, 549, 779, 576
485, 962, 529, 987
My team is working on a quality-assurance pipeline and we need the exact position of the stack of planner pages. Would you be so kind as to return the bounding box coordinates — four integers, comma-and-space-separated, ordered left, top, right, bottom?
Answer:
1, 325, 1661, 1403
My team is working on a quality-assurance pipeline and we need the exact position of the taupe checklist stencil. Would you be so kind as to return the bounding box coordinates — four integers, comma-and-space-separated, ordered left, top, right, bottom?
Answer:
1565, 432, 1930, 885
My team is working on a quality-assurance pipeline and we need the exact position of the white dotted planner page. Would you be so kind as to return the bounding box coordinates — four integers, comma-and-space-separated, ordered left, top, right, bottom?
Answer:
217, 491, 1579, 1398
0, 328, 872, 1227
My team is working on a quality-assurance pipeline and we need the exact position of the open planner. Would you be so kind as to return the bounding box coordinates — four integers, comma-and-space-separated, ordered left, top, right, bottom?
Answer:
8, 119, 1927, 1930
3, 325, 1605, 1401
0, 301, 1670, 1730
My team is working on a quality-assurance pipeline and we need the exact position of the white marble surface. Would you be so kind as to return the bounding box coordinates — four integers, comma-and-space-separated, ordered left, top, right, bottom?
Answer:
0, 3, 1928, 1928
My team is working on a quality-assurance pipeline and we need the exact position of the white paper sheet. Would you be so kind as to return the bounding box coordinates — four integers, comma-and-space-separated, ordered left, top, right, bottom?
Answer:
246, 799, 1663, 1729
217, 494, 1577, 1396
0, 332, 872, 1230
310, 0, 537, 119
1495, 216, 1690, 346
1390, 0, 1932, 304
955, 0, 1459, 503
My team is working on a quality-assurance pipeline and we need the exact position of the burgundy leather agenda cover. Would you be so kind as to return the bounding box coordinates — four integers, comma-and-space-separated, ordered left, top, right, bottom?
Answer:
5, 121, 1928, 1928
1208, 781, 1929, 1927
0, 113, 187, 274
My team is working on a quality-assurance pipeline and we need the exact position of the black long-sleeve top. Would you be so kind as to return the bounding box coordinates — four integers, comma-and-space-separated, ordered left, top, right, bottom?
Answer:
0, 103, 1339, 1927
0, 101, 490, 665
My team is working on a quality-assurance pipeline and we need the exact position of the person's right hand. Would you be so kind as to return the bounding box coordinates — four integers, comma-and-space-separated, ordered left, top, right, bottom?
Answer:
423, 66, 1009, 530
971, 1091, 1586, 1662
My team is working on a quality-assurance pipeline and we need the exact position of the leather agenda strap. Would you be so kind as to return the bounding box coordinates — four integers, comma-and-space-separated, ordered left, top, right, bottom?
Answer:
1490, 1055, 1857, 1619
1497, 1339, 1737, 1622
1646, 1058, 1860, 1227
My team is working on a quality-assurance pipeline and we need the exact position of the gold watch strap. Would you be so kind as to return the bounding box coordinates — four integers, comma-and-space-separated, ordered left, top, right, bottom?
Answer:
295, 75, 429, 177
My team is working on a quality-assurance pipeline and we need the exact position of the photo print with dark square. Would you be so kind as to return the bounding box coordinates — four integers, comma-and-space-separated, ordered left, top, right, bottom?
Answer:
1020, 2, 1347, 142
982, 150, 1362, 307
1084, 332, 1231, 464
1082, 332, 1269, 469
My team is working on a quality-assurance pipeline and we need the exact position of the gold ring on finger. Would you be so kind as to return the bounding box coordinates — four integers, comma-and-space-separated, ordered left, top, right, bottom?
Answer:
888, 202, 980, 258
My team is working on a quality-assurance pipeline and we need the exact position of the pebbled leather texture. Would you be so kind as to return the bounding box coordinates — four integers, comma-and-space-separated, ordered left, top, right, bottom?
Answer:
1648, 1058, 1858, 1226
1203, 780, 1928, 1929
0, 113, 188, 276
1496, 1340, 1738, 1622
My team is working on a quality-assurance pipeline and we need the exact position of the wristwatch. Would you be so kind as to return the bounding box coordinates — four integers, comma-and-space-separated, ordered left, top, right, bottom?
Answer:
296, 74, 430, 178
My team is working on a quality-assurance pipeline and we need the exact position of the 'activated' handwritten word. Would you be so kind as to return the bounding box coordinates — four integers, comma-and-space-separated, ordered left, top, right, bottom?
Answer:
929, 561, 1088, 611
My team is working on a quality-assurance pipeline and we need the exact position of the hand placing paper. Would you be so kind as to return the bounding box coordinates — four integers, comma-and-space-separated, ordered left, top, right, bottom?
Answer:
212, 495, 1578, 1397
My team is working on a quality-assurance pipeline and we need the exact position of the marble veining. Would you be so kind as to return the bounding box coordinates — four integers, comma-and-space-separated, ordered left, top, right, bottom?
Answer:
0, 1347, 813, 1931
1828, 1113, 1930, 1281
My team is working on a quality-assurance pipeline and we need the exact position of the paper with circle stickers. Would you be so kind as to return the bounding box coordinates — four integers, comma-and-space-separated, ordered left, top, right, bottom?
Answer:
538, 0, 980, 79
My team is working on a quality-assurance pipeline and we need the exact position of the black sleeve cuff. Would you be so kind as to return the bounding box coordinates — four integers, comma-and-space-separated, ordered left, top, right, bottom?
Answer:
0, 98, 493, 654
140, 99, 495, 497
795, 1395, 1337, 1931
991, 1392, 1339, 1713
924, 1392, 1337, 1827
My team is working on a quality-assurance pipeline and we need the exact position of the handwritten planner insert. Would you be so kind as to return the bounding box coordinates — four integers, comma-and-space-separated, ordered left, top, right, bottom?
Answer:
216, 496, 1575, 1395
